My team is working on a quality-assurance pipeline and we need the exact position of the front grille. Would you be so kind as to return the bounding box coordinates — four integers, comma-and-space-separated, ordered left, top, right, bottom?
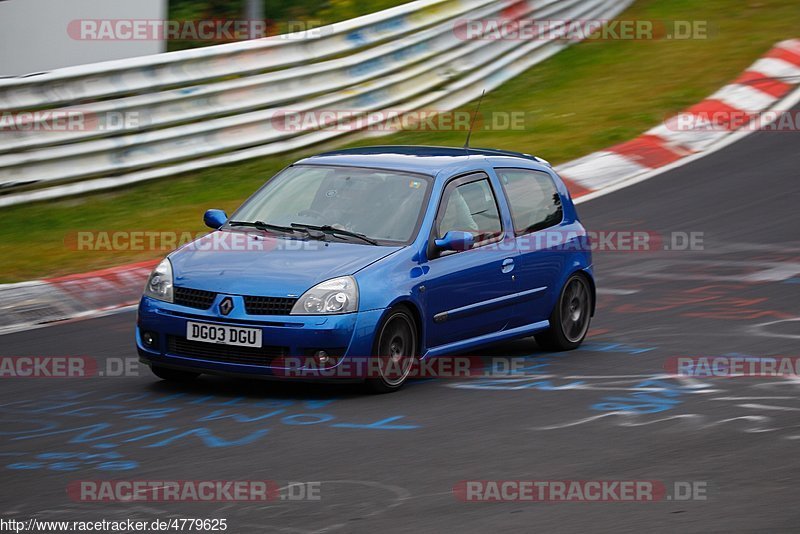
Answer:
243, 296, 297, 315
172, 287, 296, 315
174, 287, 216, 310
167, 336, 287, 366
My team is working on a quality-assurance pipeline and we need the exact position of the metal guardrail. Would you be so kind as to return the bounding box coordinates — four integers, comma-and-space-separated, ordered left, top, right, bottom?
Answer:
0, 0, 633, 207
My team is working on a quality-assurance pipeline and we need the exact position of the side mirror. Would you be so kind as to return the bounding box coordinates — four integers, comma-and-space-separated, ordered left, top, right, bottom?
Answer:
203, 209, 228, 230
434, 230, 474, 252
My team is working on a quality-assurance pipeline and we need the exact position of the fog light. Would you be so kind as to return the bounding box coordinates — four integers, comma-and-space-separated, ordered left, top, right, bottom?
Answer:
314, 350, 330, 365
142, 331, 156, 347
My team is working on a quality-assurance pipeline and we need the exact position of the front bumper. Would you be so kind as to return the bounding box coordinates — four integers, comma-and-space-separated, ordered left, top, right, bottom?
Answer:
136, 296, 384, 379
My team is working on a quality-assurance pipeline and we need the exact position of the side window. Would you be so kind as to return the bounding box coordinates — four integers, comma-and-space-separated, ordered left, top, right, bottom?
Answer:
496, 168, 563, 236
437, 177, 502, 248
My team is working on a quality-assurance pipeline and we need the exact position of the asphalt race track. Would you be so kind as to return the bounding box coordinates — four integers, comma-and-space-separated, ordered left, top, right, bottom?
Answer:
1, 117, 799, 532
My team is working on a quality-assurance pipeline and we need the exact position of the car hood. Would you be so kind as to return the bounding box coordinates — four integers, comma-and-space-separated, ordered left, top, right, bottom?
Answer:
169, 230, 402, 296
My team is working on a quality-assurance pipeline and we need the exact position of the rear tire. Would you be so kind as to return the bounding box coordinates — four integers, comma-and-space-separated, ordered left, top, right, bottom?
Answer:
364, 307, 418, 393
151, 365, 200, 382
535, 273, 593, 352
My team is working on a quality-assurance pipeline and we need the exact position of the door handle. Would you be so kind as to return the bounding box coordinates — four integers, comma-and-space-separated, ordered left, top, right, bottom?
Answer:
501, 258, 515, 274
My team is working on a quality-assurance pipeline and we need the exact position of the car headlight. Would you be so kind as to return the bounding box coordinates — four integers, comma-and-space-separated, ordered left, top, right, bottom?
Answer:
143, 258, 174, 303
291, 276, 358, 315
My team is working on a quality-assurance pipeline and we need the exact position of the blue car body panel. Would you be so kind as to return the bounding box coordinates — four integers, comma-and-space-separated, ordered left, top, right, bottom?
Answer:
170, 233, 403, 297
137, 146, 594, 378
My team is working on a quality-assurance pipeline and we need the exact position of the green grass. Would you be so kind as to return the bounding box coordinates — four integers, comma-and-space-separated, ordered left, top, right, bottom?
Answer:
2, 0, 798, 282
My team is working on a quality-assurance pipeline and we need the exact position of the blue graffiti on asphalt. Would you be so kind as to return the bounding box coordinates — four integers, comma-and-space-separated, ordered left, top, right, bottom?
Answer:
449, 342, 658, 391
450, 352, 586, 391
0, 391, 420, 471
6, 451, 138, 471
579, 342, 656, 355
331, 416, 419, 430
591, 379, 685, 414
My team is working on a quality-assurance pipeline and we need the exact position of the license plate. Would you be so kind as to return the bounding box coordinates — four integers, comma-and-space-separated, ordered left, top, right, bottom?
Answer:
186, 322, 262, 348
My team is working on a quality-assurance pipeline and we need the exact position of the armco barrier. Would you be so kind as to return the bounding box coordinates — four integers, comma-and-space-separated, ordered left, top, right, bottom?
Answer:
0, 0, 634, 207
0, 0, 488, 110
0, 0, 507, 153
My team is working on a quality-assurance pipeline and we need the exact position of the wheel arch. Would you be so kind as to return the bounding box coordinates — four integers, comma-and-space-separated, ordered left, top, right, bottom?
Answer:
551, 266, 596, 319
575, 269, 597, 317
380, 298, 425, 354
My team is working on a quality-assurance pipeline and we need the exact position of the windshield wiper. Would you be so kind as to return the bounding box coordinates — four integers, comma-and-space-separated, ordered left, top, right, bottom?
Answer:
290, 223, 379, 245
228, 220, 312, 237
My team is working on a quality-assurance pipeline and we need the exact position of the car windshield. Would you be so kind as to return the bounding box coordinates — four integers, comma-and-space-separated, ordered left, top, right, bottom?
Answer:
229, 165, 432, 244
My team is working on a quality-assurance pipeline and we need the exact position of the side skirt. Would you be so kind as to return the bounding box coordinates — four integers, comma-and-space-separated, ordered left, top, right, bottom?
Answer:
422, 320, 550, 359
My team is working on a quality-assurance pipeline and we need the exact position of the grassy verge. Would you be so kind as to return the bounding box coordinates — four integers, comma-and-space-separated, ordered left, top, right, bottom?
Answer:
2, 0, 798, 282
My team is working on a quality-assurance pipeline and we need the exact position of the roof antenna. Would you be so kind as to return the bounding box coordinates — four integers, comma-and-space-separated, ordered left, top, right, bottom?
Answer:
463, 89, 486, 150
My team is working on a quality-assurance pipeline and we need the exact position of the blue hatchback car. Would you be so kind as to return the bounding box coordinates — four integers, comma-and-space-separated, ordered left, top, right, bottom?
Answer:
137, 146, 595, 392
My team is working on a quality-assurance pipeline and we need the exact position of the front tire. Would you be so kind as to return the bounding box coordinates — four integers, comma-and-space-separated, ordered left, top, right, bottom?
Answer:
151, 365, 200, 382
365, 307, 418, 393
535, 273, 593, 351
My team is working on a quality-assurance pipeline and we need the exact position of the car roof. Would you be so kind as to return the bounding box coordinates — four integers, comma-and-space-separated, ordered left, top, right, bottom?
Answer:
294, 145, 550, 176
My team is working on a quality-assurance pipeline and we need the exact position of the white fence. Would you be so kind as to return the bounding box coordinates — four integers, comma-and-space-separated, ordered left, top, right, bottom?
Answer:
0, 0, 633, 207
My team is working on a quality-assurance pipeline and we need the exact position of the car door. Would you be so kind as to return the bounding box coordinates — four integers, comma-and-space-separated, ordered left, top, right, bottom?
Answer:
495, 167, 569, 325
422, 172, 518, 349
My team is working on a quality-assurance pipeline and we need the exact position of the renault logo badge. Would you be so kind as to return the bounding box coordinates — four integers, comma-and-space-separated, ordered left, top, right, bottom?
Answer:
219, 297, 234, 316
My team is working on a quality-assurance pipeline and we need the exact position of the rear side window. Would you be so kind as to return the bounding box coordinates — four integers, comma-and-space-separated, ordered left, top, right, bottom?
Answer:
496, 168, 563, 236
